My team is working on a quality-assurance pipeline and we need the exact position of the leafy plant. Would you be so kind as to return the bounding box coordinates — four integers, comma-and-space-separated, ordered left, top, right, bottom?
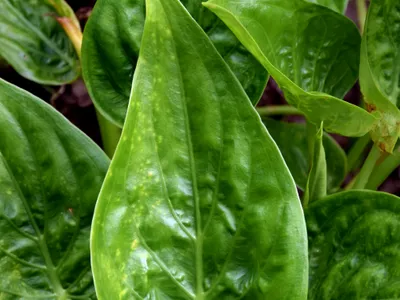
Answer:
0, 0, 400, 299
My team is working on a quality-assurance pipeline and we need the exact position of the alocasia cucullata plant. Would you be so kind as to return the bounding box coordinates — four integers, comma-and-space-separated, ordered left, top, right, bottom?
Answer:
1, 0, 400, 299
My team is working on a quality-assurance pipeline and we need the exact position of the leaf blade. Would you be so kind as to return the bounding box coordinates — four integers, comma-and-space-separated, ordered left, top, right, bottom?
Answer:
0, 79, 109, 298
91, 0, 308, 298
307, 190, 400, 299
0, 0, 80, 85
360, 0, 400, 152
204, 0, 377, 137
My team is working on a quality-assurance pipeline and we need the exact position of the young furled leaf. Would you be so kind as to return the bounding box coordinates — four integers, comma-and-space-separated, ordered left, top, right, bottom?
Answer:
91, 0, 308, 299
82, 0, 268, 127
360, 0, 400, 153
0, 0, 80, 85
263, 119, 347, 194
0, 79, 109, 299
307, 191, 400, 299
204, 0, 377, 137
304, 123, 327, 206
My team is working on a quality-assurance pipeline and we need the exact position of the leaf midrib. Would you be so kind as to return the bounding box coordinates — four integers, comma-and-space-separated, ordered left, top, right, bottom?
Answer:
158, 1, 204, 297
0, 152, 67, 299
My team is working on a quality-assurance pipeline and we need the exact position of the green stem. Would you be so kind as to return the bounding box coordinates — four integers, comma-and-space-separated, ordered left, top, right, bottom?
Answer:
356, 0, 368, 33
96, 111, 122, 158
53, 0, 122, 157
256, 105, 303, 117
352, 144, 382, 189
366, 150, 400, 190
347, 134, 371, 172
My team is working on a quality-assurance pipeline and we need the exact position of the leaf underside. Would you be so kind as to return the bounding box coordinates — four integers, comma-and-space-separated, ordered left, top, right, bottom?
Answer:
307, 191, 400, 299
0, 0, 80, 85
91, 0, 308, 299
204, 0, 377, 137
82, 0, 268, 127
0, 79, 109, 299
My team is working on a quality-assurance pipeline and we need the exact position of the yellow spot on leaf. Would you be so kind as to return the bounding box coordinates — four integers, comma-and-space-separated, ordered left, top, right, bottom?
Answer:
131, 239, 138, 250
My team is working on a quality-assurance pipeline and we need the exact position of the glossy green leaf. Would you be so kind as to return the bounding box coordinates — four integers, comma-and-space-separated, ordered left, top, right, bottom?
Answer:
0, 79, 109, 298
306, 190, 400, 299
82, 0, 268, 127
204, 0, 377, 137
263, 119, 347, 193
360, 0, 400, 153
304, 123, 327, 205
0, 0, 80, 85
306, 0, 349, 14
91, 0, 308, 298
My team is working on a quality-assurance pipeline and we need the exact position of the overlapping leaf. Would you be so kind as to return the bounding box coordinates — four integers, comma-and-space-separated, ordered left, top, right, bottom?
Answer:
264, 119, 346, 193
204, 0, 377, 137
360, 0, 400, 152
0, 79, 109, 298
91, 0, 308, 298
0, 0, 80, 85
307, 191, 400, 299
306, 0, 349, 13
82, 0, 268, 127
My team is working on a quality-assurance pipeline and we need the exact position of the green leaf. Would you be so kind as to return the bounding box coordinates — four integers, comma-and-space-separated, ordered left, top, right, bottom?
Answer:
0, 79, 109, 298
263, 119, 347, 193
306, 190, 400, 299
0, 0, 80, 85
204, 0, 377, 137
360, 0, 400, 153
91, 0, 308, 298
306, 0, 349, 14
304, 123, 327, 205
82, 0, 268, 127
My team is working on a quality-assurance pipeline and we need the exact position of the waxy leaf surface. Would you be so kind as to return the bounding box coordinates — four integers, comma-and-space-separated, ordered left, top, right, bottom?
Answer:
307, 191, 400, 299
82, 0, 268, 127
360, 0, 400, 152
0, 79, 109, 298
264, 119, 346, 193
0, 0, 80, 85
204, 0, 376, 137
306, 0, 349, 14
91, 0, 308, 299
304, 123, 327, 205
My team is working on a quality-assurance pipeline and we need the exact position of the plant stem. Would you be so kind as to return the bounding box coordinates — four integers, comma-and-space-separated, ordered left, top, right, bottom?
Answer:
366, 150, 400, 190
53, 1, 122, 157
356, 0, 368, 33
96, 111, 122, 158
347, 134, 371, 172
352, 144, 382, 189
256, 105, 303, 117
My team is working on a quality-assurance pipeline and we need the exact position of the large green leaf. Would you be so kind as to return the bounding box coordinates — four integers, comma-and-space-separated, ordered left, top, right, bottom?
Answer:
204, 0, 377, 137
360, 0, 400, 152
91, 0, 308, 298
0, 0, 80, 85
306, 0, 349, 14
82, 0, 268, 127
306, 190, 400, 299
0, 79, 109, 298
263, 119, 347, 193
